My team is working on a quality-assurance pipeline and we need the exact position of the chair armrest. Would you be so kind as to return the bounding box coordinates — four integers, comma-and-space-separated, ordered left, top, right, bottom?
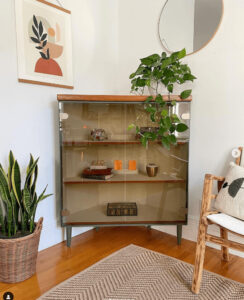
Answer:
205, 174, 225, 182
205, 174, 225, 192
200, 174, 225, 218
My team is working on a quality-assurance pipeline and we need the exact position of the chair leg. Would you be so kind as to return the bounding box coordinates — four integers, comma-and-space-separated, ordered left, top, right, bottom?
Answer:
192, 223, 207, 294
220, 227, 230, 262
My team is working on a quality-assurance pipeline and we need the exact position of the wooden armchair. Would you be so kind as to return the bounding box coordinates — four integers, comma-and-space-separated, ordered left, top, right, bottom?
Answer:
192, 147, 244, 294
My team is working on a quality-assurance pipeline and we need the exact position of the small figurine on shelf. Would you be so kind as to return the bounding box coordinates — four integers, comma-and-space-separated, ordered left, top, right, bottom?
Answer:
90, 128, 107, 141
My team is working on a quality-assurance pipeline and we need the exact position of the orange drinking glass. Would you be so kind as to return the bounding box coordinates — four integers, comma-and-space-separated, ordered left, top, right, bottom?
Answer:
114, 160, 122, 170
128, 160, 136, 170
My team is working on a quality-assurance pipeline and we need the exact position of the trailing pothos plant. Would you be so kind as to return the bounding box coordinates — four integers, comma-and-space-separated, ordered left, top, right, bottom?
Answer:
0, 151, 51, 237
128, 48, 196, 149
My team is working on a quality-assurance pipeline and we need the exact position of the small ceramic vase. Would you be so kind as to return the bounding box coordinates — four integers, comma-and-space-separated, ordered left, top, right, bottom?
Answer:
146, 163, 158, 177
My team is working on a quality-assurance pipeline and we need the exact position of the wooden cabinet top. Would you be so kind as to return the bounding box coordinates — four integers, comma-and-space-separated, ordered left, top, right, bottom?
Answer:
57, 94, 192, 102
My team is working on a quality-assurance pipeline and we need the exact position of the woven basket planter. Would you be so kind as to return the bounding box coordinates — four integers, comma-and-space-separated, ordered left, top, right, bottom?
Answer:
0, 217, 43, 283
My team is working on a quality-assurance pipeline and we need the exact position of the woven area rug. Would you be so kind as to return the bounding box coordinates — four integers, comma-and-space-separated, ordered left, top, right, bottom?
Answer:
38, 244, 244, 300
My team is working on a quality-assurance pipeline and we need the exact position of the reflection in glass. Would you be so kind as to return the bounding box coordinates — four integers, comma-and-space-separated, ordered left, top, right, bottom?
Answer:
158, 0, 223, 54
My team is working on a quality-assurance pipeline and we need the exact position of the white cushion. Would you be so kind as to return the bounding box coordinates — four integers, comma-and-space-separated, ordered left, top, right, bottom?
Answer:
214, 162, 244, 220
207, 213, 244, 236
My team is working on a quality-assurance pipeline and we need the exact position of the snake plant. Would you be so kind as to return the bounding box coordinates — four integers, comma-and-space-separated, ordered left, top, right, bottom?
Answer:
0, 151, 51, 237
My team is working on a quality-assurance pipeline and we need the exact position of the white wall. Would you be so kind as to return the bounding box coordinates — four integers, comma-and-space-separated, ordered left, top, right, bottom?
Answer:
0, 0, 118, 250
1, 0, 244, 256
116, 0, 244, 257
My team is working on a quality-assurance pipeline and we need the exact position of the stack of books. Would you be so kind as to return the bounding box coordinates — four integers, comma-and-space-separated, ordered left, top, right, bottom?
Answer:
82, 168, 113, 180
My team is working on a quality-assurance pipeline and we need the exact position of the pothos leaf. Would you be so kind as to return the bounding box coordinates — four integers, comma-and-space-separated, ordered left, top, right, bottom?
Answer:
161, 136, 170, 150
168, 134, 177, 145
176, 123, 188, 132
140, 136, 148, 147
128, 124, 135, 131
180, 89, 192, 99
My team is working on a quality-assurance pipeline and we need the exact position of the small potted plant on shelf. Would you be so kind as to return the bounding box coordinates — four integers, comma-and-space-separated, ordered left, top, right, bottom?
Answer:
0, 151, 51, 283
128, 48, 196, 149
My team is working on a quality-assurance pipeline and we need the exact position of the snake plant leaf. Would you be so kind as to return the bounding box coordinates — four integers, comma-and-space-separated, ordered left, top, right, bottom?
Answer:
23, 186, 31, 214
6, 201, 13, 237
26, 154, 34, 187
10, 189, 19, 231
39, 193, 52, 202
25, 157, 39, 188
37, 185, 52, 203
11, 160, 21, 206
0, 164, 11, 204
8, 151, 15, 189
31, 164, 38, 198
0, 203, 5, 234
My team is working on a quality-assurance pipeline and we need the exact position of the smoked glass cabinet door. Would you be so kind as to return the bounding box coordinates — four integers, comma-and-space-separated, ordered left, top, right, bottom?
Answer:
59, 101, 190, 225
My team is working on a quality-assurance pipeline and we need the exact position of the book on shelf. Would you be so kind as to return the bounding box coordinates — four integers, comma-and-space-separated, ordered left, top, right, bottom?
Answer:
83, 174, 114, 180
82, 167, 112, 176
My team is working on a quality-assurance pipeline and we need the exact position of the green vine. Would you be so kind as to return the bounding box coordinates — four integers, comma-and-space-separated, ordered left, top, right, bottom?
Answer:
128, 49, 196, 149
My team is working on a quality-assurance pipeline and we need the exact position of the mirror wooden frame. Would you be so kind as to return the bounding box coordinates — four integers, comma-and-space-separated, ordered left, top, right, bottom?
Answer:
157, 0, 224, 56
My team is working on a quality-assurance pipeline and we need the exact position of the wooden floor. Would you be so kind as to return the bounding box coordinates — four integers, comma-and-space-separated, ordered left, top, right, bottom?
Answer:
0, 227, 244, 299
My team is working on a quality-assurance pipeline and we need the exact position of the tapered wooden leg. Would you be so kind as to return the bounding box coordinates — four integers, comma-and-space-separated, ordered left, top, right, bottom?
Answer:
177, 225, 182, 245
220, 227, 230, 261
66, 226, 72, 247
192, 223, 207, 294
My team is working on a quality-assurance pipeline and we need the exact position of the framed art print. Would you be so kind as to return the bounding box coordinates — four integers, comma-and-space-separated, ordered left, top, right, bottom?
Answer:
15, 0, 73, 89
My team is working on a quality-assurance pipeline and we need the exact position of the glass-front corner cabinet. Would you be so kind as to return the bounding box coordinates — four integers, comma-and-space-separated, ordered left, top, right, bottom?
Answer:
58, 95, 191, 247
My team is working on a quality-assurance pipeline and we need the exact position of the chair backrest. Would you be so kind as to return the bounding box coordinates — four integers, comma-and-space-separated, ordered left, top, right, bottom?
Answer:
236, 147, 243, 166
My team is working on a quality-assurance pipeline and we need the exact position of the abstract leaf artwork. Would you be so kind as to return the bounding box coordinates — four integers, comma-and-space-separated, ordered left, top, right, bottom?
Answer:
15, 0, 73, 89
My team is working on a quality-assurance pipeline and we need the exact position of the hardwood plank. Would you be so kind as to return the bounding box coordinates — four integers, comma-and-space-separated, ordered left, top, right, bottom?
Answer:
0, 227, 243, 300
57, 94, 192, 102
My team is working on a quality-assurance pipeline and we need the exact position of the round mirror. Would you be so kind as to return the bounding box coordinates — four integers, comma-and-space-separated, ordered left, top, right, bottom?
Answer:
158, 0, 224, 55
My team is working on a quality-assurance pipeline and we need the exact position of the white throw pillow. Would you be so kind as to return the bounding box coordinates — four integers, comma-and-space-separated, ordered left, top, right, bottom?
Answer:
215, 162, 244, 220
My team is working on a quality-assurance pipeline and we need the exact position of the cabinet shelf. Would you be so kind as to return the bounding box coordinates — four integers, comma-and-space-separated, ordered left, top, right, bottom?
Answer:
64, 204, 186, 225
63, 139, 189, 146
63, 173, 185, 184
